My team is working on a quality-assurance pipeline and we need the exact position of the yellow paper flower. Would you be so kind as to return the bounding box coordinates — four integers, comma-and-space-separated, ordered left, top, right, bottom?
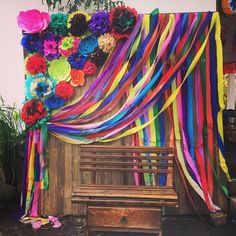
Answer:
98, 33, 116, 53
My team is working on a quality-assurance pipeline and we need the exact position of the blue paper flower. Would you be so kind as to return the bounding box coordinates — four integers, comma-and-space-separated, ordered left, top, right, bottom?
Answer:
68, 52, 87, 69
88, 12, 110, 36
230, 0, 236, 11
21, 33, 44, 54
44, 95, 65, 110
78, 35, 98, 57
25, 74, 56, 100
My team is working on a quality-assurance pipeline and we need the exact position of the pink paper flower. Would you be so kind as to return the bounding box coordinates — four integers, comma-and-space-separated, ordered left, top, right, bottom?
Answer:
17, 9, 50, 33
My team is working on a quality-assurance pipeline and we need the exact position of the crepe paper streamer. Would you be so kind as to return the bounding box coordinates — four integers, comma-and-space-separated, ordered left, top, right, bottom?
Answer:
21, 11, 231, 217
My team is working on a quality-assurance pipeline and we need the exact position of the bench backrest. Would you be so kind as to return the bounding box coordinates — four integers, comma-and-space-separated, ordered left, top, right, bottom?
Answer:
79, 145, 174, 187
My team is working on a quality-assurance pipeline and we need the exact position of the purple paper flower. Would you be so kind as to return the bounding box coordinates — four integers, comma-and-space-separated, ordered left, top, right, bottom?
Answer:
68, 52, 87, 69
88, 11, 110, 36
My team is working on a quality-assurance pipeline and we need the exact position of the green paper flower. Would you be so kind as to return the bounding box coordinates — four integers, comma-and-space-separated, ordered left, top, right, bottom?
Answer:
50, 13, 68, 36
48, 57, 71, 82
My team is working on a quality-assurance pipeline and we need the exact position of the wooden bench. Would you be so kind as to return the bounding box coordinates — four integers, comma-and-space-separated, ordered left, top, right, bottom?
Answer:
72, 145, 178, 236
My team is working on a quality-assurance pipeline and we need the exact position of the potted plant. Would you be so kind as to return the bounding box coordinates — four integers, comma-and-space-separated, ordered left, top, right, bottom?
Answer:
0, 97, 25, 201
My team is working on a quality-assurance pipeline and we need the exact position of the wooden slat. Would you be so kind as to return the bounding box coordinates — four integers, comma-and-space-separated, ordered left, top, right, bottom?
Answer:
79, 161, 173, 167
81, 154, 174, 160
72, 198, 178, 207
80, 145, 173, 153
80, 167, 172, 173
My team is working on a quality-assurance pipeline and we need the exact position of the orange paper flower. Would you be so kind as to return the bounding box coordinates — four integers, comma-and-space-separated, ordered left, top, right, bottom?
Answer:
70, 69, 85, 87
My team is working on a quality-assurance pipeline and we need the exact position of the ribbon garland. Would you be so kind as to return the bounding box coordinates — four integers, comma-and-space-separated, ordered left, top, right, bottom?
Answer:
22, 11, 231, 217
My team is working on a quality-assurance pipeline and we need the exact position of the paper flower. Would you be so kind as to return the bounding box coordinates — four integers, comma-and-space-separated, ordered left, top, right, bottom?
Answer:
98, 33, 116, 53
67, 11, 91, 36
82, 61, 97, 76
21, 99, 49, 127
230, 0, 236, 11
21, 33, 44, 54
48, 57, 71, 82
88, 12, 110, 36
58, 36, 80, 57
55, 81, 75, 100
25, 74, 56, 100
78, 35, 98, 57
88, 48, 108, 67
17, 9, 50, 33
68, 52, 87, 69
25, 54, 47, 75
70, 69, 85, 87
44, 95, 65, 110
109, 6, 138, 39
50, 13, 68, 36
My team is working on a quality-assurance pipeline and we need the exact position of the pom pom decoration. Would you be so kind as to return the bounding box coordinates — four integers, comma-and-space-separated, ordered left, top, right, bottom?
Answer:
88, 12, 110, 36
68, 52, 87, 69
25, 74, 56, 100
58, 36, 80, 57
25, 54, 47, 75
21, 34, 44, 54
67, 11, 91, 37
17, 9, 50, 33
88, 48, 108, 67
21, 99, 49, 127
78, 35, 98, 57
50, 13, 68, 36
48, 57, 71, 82
44, 95, 65, 110
98, 33, 116, 53
55, 81, 75, 100
109, 6, 138, 39
70, 69, 85, 87
82, 61, 97, 76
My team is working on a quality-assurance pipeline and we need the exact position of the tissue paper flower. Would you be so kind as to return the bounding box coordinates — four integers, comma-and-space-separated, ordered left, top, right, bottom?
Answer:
25, 74, 56, 100
44, 95, 65, 110
21, 33, 44, 54
88, 11, 110, 36
17, 9, 50, 33
109, 6, 138, 39
21, 99, 49, 127
25, 54, 47, 75
48, 57, 71, 82
58, 36, 80, 57
68, 52, 87, 69
50, 13, 68, 36
82, 61, 97, 75
88, 48, 108, 67
67, 11, 91, 36
98, 33, 116, 53
78, 35, 98, 57
55, 81, 75, 100
70, 69, 85, 87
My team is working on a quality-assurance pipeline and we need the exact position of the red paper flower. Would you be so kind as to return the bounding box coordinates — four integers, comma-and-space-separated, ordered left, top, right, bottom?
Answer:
82, 60, 97, 75
21, 99, 48, 127
55, 81, 75, 100
26, 54, 47, 75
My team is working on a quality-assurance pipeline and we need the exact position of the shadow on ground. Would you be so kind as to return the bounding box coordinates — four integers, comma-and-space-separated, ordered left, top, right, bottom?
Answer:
1, 201, 236, 236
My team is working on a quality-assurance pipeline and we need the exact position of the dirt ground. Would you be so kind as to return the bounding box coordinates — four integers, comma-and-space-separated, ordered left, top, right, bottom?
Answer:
1, 200, 236, 236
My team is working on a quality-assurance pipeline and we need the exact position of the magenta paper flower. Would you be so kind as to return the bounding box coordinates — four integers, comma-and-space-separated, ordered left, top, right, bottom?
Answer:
17, 9, 50, 33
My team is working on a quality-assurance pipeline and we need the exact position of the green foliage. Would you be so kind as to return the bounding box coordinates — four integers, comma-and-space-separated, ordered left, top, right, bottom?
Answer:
42, 0, 125, 12
0, 97, 25, 186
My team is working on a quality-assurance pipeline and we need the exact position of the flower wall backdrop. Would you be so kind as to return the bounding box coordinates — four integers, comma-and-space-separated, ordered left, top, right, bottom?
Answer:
17, 6, 230, 225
